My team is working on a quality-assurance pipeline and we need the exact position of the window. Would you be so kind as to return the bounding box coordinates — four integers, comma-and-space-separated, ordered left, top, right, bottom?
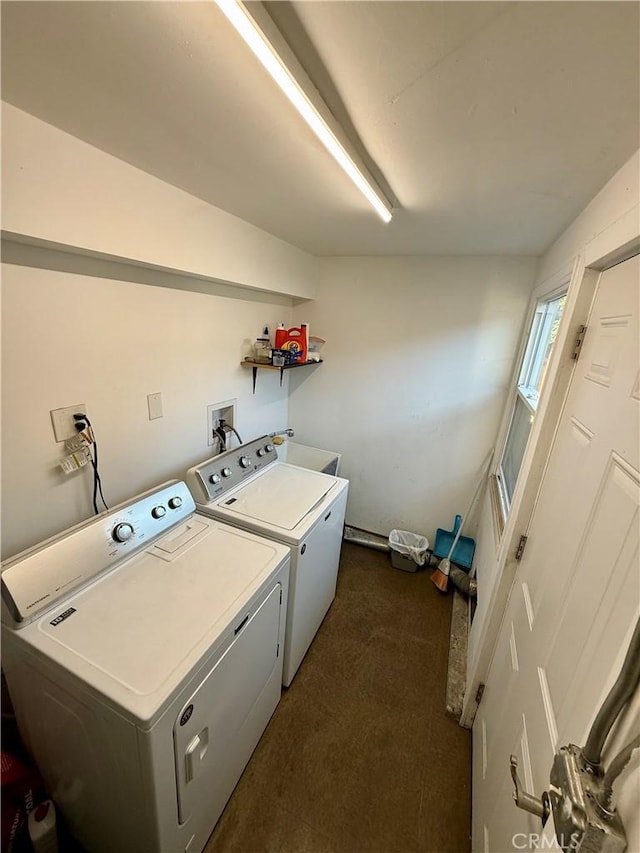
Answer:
497, 292, 566, 514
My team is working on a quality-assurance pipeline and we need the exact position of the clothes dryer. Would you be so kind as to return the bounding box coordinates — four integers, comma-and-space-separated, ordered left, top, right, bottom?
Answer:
186, 437, 348, 686
1, 481, 289, 853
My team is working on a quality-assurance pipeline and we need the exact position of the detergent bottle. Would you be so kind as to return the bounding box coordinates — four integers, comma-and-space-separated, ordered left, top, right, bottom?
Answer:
274, 324, 308, 362
274, 323, 286, 349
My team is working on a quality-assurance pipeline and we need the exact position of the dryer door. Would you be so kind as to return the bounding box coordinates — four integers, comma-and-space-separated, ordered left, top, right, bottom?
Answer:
173, 581, 283, 825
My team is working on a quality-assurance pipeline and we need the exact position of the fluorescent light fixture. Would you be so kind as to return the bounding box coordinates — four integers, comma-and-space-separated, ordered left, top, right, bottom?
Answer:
215, 0, 393, 223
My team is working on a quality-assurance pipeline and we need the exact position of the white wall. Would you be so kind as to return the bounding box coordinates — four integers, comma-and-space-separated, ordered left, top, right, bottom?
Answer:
1, 262, 293, 559
537, 151, 640, 280
466, 149, 640, 718
287, 256, 537, 541
1, 103, 317, 300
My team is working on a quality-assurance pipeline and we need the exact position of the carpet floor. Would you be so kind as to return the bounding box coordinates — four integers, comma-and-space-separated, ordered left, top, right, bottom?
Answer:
205, 542, 472, 853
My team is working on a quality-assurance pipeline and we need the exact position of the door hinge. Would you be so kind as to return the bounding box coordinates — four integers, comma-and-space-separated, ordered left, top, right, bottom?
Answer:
571, 325, 587, 360
279, 588, 283, 604
475, 683, 486, 705
515, 535, 528, 561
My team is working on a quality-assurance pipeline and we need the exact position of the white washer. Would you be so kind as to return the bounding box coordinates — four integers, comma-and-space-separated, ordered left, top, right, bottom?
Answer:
186, 436, 348, 686
1, 481, 290, 853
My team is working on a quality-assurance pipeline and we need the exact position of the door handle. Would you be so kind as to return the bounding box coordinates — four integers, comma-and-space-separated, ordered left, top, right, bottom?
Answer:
510, 755, 550, 825
185, 729, 209, 782
234, 614, 249, 635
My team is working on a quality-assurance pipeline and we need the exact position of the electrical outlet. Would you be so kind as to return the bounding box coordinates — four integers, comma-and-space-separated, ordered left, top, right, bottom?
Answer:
50, 405, 87, 442
207, 399, 236, 447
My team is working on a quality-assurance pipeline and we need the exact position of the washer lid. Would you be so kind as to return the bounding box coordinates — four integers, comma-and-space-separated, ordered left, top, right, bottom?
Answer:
17, 518, 288, 724
216, 464, 336, 530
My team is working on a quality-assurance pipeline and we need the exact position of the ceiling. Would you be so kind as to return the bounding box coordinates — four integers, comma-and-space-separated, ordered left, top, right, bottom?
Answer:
2, 1, 638, 257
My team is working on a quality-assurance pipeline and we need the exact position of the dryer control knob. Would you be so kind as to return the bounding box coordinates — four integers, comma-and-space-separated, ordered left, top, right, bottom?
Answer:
113, 522, 134, 543
151, 505, 166, 519
168, 496, 183, 509
209, 473, 221, 485
239, 455, 252, 469
221, 467, 233, 478
265, 444, 274, 453
257, 448, 266, 458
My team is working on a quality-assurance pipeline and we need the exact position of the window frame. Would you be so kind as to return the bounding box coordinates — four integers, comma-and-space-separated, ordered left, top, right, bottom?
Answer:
517, 292, 566, 411
494, 283, 568, 525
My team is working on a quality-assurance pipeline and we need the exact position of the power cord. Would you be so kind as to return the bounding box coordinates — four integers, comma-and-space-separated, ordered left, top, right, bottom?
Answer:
73, 413, 109, 514
218, 418, 243, 448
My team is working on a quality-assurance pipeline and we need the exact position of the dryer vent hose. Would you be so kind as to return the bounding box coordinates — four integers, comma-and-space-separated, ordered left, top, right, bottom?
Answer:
583, 617, 640, 770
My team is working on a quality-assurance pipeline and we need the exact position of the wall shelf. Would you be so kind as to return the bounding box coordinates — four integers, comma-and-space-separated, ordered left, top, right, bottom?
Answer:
241, 359, 322, 393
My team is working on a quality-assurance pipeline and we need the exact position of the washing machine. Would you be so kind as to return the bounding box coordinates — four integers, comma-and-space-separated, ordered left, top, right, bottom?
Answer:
1, 481, 290, 853
186, 436, 348, 686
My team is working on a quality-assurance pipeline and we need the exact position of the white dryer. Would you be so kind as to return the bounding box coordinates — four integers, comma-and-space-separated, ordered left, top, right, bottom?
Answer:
186, 436, 348, 686
1, 481, 289, 853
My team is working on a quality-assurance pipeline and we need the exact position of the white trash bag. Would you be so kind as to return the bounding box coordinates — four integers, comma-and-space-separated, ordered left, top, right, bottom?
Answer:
388, 529, 430, 567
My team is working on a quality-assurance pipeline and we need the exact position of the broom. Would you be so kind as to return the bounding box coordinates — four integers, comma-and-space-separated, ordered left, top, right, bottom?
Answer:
431, 450, 494, 593
431, 519, 465, 593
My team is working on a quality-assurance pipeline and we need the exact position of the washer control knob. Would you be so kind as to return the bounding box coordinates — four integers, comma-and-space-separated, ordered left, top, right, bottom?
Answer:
265, 444, 274, 453
257, 448, 266, 458
151, 505, 166, 519
168, 496, 183, 510
221, 467, 233, 478
209, 473, 221, 485
112, 522, 134, 543
239, 455, 252, 469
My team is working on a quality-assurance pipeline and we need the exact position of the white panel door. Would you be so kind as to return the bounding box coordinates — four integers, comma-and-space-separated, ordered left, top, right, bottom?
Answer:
473, 255, 639, 852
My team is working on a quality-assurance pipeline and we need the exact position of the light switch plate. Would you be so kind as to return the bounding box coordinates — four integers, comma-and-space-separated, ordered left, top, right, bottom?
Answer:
147, 392, 163, 420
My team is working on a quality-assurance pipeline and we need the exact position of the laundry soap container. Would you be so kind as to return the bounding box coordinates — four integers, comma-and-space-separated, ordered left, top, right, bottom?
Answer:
274, 324, 308, 363
388, 530, 430, 572
253, 336, 271, 363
